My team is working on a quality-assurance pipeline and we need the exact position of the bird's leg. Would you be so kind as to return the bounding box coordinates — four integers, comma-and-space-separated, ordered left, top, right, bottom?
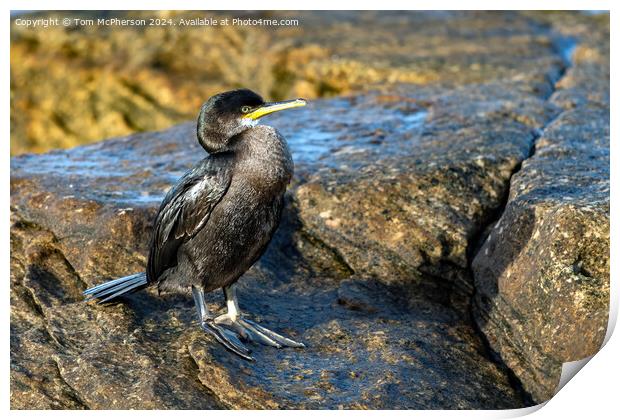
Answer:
191, 285, 254, 361
214, 284, 305, 349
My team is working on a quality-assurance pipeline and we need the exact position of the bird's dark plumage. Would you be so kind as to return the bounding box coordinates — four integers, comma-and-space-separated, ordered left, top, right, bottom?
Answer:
147, 154, 234, 286
84, 89, 306, 359
150, 125, 293, 294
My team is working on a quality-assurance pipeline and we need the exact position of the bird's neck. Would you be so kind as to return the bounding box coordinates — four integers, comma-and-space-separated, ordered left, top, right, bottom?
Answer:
232, 126, 294, 191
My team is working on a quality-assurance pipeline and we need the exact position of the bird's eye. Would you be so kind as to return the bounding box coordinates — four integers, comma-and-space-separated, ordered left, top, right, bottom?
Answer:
241, 106, 252, 114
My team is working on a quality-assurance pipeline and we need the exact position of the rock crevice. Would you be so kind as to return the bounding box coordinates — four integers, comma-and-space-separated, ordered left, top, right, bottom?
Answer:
470, 14, 610, 403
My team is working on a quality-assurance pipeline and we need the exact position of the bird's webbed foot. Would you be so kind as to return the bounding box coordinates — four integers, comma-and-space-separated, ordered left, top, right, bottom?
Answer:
192, 286, 254, 361
200, 318, 254, 361
214, 313, 305, 349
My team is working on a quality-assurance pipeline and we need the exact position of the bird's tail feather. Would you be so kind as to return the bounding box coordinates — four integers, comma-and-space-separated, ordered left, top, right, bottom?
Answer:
83, 272, 147, 303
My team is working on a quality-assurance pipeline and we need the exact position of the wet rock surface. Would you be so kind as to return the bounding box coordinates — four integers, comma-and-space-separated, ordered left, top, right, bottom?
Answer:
472, 14, 610, 403
11, 92, 530, 409
11, 11, 609, 409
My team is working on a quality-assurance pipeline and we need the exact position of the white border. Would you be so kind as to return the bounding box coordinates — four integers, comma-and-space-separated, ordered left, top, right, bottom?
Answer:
4, 2, 617, 419
2, 0, 616, 11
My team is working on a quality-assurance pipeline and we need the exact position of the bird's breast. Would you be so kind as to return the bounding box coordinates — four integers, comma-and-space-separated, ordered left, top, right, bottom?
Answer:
208, 180, 283, 260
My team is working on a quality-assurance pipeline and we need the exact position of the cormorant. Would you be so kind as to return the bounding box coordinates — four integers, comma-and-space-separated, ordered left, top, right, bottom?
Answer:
83, 89, 307, 360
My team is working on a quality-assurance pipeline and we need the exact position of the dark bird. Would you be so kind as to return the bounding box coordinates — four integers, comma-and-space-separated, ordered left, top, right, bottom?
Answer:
83, 89, 306, 360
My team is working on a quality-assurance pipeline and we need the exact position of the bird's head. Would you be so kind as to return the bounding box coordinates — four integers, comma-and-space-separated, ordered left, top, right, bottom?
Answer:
196, 89, 306, 154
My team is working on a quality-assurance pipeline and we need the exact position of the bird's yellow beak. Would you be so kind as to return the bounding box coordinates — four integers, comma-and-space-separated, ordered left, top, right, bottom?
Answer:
244, 98, 307, 120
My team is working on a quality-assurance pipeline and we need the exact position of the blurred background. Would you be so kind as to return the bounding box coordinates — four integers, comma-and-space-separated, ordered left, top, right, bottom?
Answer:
10, 10, 422, 155
10, 10, 608, 155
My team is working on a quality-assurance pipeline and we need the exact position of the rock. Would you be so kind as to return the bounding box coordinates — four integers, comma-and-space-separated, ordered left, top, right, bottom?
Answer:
336, 278, 385, 313
10, 11, 609, 409
292, 84, 559, 318
12, 88, 536, 408
472, 14, 610, 403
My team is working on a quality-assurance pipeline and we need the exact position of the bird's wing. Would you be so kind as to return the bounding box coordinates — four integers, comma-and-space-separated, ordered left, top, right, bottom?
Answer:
147, 155, 233, 282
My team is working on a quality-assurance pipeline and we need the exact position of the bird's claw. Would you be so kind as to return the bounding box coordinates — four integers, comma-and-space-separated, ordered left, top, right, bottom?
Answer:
214, 314, 305, 349
200, 319, 254, 361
